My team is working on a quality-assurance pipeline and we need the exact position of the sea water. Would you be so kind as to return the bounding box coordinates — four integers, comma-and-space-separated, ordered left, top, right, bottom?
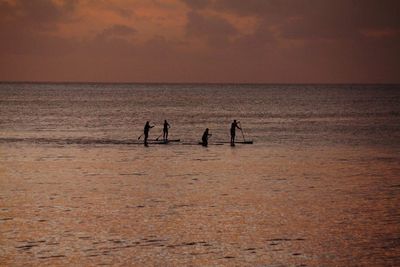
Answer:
1, 83, 399, 265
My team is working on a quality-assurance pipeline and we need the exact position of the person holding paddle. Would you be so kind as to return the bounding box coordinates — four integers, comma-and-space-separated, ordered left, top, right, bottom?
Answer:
143, 121, 154, 146
230, 119, 242, 146
201, 128, 212, 147
163, 120, 170, 142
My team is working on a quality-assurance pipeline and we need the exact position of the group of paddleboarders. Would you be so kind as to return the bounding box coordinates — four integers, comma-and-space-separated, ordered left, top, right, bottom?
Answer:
142, 119, 242, 147
143, 120, 170, 146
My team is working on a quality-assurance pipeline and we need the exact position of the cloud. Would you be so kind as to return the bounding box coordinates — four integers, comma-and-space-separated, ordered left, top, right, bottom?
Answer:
182, 0, 400, 40
185, 11, 238, 47
277, 0, 400, 40
96, 24, 137, 40
181, 0, 212, 9
0, 0, 399, 82
182, 0, 300, 17
0, 0, 77, 31
0, 0, 79, 55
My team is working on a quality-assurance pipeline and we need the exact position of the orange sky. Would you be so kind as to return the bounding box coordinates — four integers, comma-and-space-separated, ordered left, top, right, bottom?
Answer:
0, 0, 399, 83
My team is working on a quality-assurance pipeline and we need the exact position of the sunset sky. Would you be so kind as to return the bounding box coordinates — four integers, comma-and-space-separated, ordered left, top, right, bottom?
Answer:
0, 0, 399, 83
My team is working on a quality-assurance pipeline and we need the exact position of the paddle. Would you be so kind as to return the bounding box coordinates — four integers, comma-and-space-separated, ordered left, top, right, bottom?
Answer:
240, 128, 245, 142
155, 133, 163, 141
238, 122, 246, 142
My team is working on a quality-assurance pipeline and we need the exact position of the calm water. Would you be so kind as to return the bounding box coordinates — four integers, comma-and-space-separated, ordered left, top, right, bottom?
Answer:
0, 83, 399, 147
1, 83, 399, 266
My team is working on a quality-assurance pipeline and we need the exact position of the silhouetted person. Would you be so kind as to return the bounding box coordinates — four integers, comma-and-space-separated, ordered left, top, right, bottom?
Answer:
201, 128, 212, 147
144, 121, 154, 146
230, 119, 241, 146
163, 120, 170, 141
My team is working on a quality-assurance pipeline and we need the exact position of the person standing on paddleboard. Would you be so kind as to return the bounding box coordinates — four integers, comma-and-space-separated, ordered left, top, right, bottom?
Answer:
230, 119, 241, 146
201, 128, 212, 147
163, 120, 170, 142
144, 121, 154, 146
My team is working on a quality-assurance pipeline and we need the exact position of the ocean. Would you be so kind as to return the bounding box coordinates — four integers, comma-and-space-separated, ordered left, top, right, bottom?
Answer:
1, 83, 399, 265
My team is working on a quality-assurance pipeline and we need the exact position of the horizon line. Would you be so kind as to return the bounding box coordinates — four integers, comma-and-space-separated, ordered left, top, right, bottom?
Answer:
1, 80, 399, 86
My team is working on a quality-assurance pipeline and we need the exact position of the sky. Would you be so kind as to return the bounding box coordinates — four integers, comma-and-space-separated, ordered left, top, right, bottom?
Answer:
0, 0, 399, 83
